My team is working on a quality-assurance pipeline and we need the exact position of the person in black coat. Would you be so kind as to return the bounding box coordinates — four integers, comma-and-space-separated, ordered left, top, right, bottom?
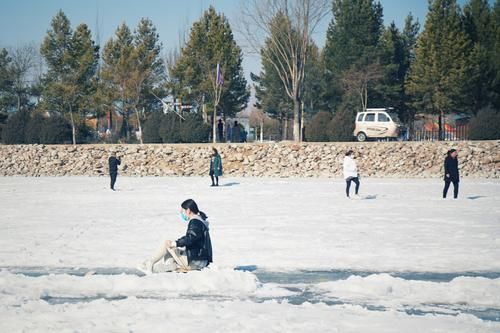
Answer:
108, 152, 121, 191
217, 119, 224, 142
232, 120, 241, 143
443, 149, 459, 199
138, 199, 213, 274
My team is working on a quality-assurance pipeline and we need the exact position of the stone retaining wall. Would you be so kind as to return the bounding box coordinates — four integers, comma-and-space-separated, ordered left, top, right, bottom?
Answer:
0, 141, 498, 178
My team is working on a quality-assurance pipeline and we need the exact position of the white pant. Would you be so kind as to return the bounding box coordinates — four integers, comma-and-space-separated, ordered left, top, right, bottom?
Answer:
151, 244, 207, 273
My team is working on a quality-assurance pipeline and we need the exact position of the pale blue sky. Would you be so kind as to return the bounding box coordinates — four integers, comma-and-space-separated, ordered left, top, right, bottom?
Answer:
0, 0, 488, 79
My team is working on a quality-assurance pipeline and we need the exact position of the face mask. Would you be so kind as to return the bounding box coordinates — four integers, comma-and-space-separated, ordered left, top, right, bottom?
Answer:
179, 210, 189, 223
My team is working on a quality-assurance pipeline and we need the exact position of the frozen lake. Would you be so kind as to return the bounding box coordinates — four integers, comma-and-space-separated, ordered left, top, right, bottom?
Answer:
0, 177, 499, 332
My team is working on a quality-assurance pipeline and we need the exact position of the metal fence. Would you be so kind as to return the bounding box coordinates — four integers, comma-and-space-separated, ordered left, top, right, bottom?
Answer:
411, 125, 469, 141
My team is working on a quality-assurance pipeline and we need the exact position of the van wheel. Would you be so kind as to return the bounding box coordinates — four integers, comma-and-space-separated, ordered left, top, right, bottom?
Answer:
356, 132, 367, 142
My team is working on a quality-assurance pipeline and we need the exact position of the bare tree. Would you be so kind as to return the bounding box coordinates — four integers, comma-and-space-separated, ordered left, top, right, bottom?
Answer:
341, 63, 384, 112
249, 106, 266, 142
163, 21, 186, 82
8, 43, 39, 111
240, 0, 329, 142
210, 64, 223, 143
129, 65, 150, 144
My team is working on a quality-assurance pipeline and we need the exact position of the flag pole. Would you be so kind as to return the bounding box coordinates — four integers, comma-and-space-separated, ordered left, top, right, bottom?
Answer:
213, 63, 222, 144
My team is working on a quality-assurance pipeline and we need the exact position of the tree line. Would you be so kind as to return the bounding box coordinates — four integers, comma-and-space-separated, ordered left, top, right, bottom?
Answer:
251, 0, 500, 141
1, 0, 499, 144
0, 7, 248, 144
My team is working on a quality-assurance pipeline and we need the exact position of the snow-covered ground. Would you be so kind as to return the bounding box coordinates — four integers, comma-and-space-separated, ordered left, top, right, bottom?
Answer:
0, 176, 499, 332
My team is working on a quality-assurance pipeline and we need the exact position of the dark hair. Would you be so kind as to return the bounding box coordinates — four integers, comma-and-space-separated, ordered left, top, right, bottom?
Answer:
345, 150, 354, 156
181, 199, 208, 220
446, 149, 457, 156
212, 147, 218, 155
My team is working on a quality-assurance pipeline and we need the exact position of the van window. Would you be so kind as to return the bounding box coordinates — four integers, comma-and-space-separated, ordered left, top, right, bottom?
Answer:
357, 114, 364, 121
365, 113, 375, 122
378, 113, 390, 122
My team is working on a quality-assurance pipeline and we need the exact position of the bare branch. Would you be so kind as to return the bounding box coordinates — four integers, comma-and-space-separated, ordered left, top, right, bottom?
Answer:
341, 63, 384, 111
237, 0, 330, 141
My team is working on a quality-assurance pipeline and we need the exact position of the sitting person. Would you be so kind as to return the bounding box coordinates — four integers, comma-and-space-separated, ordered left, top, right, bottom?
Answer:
138, 199, 212, 274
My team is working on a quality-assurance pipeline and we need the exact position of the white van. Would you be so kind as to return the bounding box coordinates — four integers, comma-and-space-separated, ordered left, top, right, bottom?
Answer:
353, 108, 400, 142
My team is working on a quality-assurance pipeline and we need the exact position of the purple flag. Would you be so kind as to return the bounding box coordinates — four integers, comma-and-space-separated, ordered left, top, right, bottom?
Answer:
216, 63, 224, 86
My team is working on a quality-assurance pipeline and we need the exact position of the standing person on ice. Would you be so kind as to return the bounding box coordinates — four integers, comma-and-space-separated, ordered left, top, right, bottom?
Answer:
138, 199, 213, 274
108, 151, 121, 191
209, 147, 223, 187
343, 150, 360, 199
443, 149, 460, 199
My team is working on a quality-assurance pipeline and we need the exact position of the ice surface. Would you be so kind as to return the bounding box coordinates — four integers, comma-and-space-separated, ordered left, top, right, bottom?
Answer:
0, 176, 499, 332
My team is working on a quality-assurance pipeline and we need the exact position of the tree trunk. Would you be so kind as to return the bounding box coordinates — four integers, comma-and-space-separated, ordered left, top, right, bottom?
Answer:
293, 98, 300, 141
109, 109, 113, 132
260, 118, 264, 143
69, 105, 76, 145
438, 111, 443, 141
300, 101, 304, 142
125, 110, 130, 141
364, 85, 368, 111
135, 109, 143, 144
202, 101, 208, 123
408, 119, 414, 141
121, 90, 129, 141
283, 114, 288, 141
212, 106, 217, 143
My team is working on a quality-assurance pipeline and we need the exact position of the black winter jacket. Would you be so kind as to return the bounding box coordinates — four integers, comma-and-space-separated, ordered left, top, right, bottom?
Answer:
176, 218, 213, 264
444, 156, 459, 181
108, 157, 121, 173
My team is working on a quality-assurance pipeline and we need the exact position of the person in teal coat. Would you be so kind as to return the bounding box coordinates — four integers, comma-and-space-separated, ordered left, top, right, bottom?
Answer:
209, 148, 223, 186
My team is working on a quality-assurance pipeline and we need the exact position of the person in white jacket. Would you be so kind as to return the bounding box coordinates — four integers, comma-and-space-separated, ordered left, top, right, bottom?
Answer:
343, 150, 360, 198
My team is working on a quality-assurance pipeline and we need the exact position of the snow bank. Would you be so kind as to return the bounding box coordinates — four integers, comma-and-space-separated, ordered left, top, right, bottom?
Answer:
0, 267, 259, 304
314, 273, 500, 308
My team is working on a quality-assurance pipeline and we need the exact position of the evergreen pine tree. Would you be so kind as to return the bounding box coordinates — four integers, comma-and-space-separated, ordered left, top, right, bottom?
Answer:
493, 0, 500, 108
1, 109, 30, 144
101, 23, 135, 140
373, 22, 406, 110
133, 18, 165, 126
323, 0, 384, 111
406, 0, 471, 139
40, 11, 99, 144
169, 6, 248, 125
463, 0, 496, 112
0, 48, 15, 113
400, 13, 421, 129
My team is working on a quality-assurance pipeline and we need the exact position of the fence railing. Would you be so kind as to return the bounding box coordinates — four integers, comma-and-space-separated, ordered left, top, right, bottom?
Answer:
411, 125, 469, 141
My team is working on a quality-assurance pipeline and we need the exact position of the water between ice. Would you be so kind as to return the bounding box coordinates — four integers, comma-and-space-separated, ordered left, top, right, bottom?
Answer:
3, 265, 500, 322
235, 265, 500, 283
243, 266, 500, 322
